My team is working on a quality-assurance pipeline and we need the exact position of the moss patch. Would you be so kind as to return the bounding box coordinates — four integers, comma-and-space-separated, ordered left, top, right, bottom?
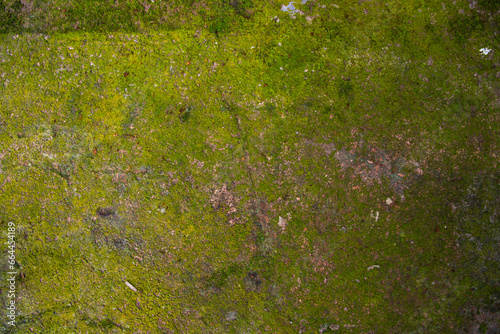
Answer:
0, 0, 499, 332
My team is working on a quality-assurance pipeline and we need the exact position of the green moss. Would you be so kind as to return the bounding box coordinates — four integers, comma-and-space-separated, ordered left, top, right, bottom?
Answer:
448, 13, 484, 44
0, 1, 499, 332
478, 0, 500, 11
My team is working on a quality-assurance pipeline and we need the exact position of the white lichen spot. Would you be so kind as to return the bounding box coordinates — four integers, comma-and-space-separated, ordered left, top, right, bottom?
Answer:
479, 47, 491, 55
278, 213, 291, 231
386, 198, 393, 205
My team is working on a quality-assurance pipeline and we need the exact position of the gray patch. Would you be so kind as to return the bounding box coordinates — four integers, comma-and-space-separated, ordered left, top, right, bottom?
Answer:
243, 271, 262, 292
225, 311, 237, 321
97, 207, 116, 217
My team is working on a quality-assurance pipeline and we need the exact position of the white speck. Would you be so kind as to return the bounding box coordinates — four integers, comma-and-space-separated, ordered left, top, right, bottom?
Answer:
125, 281, 137, 292
42, 153, 56, 160
250, 46, 255, 49
160, 208, 165, 213
367, 265, 380, 270
306, 15, 316, 23
278, 216, 287, 230
479, 47, 491, 55
371, 210, 379, 222
280, 67, 283, 70
386, 198, 393, 205
304, 69, 308, 72
281, 2, 297, 13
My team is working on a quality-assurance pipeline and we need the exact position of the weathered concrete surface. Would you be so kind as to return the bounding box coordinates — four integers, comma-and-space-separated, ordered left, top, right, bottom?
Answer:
0, 0, 499, 332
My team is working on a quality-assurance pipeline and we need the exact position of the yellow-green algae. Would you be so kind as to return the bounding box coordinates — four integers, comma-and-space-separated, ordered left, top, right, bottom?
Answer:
0, 0, 499, 332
